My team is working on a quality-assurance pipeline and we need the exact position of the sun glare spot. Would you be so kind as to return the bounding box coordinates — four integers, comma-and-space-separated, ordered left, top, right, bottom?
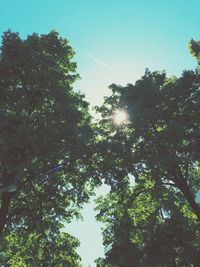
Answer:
112, 109, 128, 125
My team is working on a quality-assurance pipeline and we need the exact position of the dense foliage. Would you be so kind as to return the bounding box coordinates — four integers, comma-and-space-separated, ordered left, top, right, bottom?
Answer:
0, 30, 96, 266
95, 40, 200, 266
95, 176, 200, 266
1, 30, 200, 266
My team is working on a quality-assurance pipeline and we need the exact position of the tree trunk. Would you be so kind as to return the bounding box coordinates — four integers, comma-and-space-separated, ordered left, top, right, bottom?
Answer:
173, 170, 200, 221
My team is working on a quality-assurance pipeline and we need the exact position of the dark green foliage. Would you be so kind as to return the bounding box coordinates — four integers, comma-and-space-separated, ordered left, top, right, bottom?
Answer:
96, 68, 200, 217
95, 180, 200, 266
2, 31, 200, 266
189, 39, 200, 62
0, 30, 95, 265
95, 41, 200, 266
0, 30, 93, 189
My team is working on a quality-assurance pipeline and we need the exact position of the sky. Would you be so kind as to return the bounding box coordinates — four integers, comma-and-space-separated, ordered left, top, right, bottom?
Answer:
0, 0, 200, 266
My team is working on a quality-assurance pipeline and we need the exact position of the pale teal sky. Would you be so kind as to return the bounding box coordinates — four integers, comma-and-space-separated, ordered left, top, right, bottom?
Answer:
0, 1, 200, 266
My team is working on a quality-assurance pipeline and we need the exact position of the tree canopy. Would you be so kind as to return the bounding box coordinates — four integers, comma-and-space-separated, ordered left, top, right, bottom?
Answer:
0, 30, 97, 266
94, 39, 200, 266
1, 30, 200, 266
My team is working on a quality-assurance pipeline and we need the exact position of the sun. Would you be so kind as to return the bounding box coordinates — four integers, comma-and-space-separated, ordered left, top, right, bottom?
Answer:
112, 109, 128, 125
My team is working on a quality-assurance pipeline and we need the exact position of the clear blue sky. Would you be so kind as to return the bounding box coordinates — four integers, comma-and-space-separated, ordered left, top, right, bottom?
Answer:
0, 1, 200, 266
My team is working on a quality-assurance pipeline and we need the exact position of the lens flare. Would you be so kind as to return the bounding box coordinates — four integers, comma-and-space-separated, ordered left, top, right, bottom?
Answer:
112, 109, 128, 125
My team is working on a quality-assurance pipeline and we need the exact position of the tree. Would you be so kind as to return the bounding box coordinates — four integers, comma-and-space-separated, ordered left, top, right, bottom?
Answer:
96, 66, 200, 220
0, 30, 96, 264
0, 162, 88, 266
0, 231, 82, 267
94, 40, 200, 266
95, 175, 200, 267
189, 39, 200, 63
